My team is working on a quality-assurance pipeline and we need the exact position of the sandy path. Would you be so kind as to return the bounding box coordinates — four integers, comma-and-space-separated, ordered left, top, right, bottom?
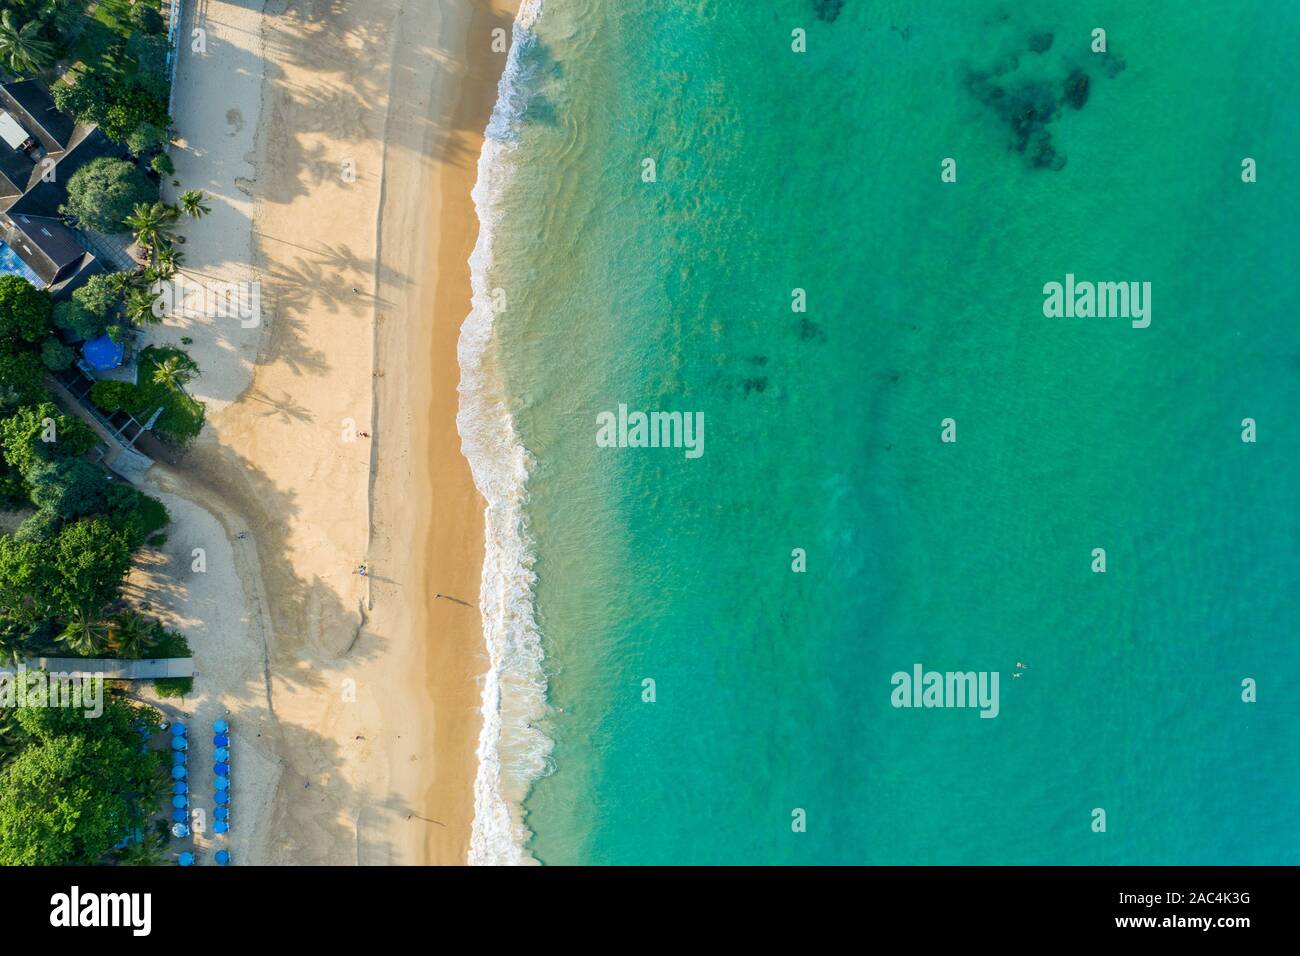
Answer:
129, 0, 519, 864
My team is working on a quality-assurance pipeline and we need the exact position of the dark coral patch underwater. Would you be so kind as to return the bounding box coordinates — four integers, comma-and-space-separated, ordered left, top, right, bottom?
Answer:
965, 28, 1125, 171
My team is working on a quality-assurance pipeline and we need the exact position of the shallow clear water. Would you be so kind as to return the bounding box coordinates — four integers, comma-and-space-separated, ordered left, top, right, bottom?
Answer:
467, 0, 1300, 864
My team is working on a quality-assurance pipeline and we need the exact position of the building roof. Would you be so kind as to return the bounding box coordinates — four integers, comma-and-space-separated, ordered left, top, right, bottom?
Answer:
0, 143, 32, 197
0, 80, 120, 292
3, 213, 89, 285
5, 126, 126, 215
0, 80, 74, 153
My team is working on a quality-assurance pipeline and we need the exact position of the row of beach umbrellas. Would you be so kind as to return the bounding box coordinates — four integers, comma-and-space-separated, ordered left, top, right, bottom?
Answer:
169, 721, 191, 839
169, 718, 234, 864
213, 719, 231, 836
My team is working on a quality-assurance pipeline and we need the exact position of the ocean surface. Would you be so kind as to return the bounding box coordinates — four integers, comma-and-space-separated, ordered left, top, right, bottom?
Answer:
459, 0, 1300, 864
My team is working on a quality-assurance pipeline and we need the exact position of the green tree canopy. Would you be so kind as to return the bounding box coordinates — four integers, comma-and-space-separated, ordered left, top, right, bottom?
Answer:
0, 535, 57, 625
51, 70, 113, 127
0, 276, 52, 355
0, 692, 165, 865
103, 481, 169, 548
40, 337, 76, 372
51, 518, 133, 615
125, 121, 170, 157
0, 351, 47, 410
101, 85, 171, 144
53, 299, 106, 342
72, 272, 130, 320
27, 457, 108, 520
61, 158, 158, 233
12, 508, 61, 543
0, 402, 98, 477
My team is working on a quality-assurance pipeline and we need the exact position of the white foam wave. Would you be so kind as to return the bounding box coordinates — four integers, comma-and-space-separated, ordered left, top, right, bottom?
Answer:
459, 0, 552, 867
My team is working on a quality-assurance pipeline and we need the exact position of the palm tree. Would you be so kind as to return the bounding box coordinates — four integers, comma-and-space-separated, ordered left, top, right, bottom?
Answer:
117, 818, 169, 866
178, 190, 211, 219
57, 607, 111, 656
124, 202, 178, 264
125, 287, 161, 327
155, 246, 184, 278
117, 837, 165, 867
0, 10, 56, 75
152, 353, 198, 392
107, 271, 138, 295
110, 611, 158, 660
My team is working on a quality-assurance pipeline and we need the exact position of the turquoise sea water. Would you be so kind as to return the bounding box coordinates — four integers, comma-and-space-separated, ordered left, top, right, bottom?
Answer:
466, 0, 1300, 864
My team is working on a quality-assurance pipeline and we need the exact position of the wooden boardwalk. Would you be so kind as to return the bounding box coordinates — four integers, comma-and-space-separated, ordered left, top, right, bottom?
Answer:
2, 657, 195, 679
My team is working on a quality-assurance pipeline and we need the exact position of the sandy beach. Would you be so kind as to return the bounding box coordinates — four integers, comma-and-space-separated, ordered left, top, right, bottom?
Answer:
134, 0, 520, 863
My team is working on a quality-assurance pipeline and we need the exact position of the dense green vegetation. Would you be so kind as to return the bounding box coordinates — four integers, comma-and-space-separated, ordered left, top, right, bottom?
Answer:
46, 0, 172, 148
0, 1, 214, 867
0, 687, 167, 865
61, 157, 158, 233
0, 278, 175, 661
91, 345, 205, 444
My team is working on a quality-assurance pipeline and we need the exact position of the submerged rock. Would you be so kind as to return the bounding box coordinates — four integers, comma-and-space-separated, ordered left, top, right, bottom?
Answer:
1063, 68, 1090, 109
1028, 31, 1054, 53
1005, 82, 1058, 152
813, 0, 844, 22
796, 318, 825, 341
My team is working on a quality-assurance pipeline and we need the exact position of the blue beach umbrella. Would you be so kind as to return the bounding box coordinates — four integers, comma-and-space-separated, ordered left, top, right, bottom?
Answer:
171, 809, 188, 824
171, 823, 190, 838
171, 795, 188, 809
213, 747, 229, 761
214, 762, 229, 775
171, 765, 187, 780
82, 334, 125, 371
213, 719, 230, 734
214, 807, 229, 822
178, 851, 195, 866
213, 734, 229, 747
172, 752, 187, 766
171, 722, 187, 736
214, 775, 229, 791
171, 737, 187, 751
215, 850, 231, 865
215, 791, 229, 806
172, 781, 188, 795
213, 821, 229, 834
